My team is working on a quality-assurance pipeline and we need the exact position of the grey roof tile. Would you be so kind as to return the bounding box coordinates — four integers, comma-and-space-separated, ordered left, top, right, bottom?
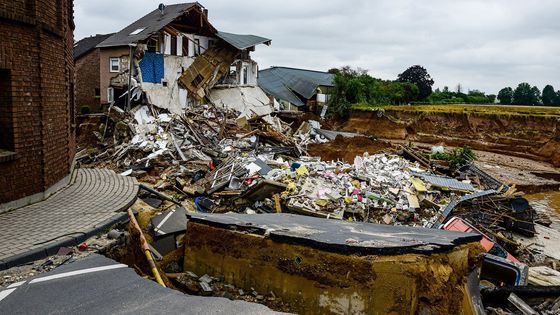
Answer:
258, 67, 334, 107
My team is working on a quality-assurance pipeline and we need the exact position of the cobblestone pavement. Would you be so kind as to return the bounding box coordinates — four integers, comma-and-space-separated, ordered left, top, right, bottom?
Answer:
0, 168, 138, 269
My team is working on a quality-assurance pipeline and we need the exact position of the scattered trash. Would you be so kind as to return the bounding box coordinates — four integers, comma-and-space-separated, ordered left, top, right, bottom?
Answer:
78, 242, 88, 251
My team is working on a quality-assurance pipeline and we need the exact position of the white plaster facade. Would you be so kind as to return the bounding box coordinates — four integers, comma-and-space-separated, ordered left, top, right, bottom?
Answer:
139, 31, 260, 113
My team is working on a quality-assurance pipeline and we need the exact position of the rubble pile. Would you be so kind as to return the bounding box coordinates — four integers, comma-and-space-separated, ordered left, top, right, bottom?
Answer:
265, 154, 448, 226
79, 103, 560, 314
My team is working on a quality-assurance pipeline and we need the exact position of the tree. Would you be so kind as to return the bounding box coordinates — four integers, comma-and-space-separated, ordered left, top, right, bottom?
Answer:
512, 83, 541, 105
497, 87, 513, 105
397, 65, 434, 100
542, 85, 556, 106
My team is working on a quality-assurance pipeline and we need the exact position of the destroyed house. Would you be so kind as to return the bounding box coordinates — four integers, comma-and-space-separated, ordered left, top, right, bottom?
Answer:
258, 67, 334, 112
87, 2, 270, 113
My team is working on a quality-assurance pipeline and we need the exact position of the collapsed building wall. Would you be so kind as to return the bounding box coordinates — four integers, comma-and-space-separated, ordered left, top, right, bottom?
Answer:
209, 86, 276, 118
177, 45, 238, 101
140, 53, 193, 114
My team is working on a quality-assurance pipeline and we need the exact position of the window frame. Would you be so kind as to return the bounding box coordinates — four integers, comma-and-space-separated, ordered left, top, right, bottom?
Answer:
109, 58, 120, 73
107, 87, 114, 103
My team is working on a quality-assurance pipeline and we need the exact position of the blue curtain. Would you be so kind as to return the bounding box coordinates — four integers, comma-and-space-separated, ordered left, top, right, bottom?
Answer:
140, 52, 164, 83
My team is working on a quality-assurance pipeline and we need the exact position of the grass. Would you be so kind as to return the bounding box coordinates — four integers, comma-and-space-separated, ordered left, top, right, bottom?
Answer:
352, 103, 560, 118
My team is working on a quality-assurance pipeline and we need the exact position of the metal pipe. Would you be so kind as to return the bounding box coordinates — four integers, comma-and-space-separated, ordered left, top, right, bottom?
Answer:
126, 44, 136, 111
139, 184, 182, 206
127, 208, 166, 287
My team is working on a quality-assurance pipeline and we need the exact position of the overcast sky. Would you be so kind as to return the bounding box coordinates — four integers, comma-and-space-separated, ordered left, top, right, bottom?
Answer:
75, 0, 560, 94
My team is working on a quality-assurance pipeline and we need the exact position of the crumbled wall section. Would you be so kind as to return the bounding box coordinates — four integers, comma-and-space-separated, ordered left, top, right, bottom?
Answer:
76, 49, 102, 111
99, 46, 130, 104
0, 0, 76, 203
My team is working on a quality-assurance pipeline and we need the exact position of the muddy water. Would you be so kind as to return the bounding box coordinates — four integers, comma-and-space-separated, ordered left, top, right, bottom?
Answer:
526, 191, 560, 230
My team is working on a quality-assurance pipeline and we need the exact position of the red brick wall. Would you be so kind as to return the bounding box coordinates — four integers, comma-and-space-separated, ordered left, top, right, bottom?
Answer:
99, 46, 130, 104
76, 49, 102, 111
0, 0, 75, 203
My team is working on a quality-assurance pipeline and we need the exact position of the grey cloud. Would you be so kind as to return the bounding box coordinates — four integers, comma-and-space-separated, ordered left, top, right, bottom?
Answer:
75, 0, 560, 94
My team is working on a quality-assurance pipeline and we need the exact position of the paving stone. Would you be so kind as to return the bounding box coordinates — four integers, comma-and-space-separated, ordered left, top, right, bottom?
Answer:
0, 168, 138, 265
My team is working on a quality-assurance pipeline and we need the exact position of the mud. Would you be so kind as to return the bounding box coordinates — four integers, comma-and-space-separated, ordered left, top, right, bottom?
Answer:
343, 109, 560, 167
526, 191, 560, 230
307, 135, 393, 162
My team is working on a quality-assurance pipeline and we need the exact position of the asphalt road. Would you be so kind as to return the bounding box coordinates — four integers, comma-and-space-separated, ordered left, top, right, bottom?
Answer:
0, 254, 284, 314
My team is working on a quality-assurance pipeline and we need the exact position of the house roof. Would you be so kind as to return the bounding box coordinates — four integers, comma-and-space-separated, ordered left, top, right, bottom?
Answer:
258, 67, 334, 106
73, 33, 114, 59
216, 31, 271, 50
97, 3, 199, 48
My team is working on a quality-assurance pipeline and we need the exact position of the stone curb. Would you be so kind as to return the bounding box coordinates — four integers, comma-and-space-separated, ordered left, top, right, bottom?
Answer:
0, 211, 131, 271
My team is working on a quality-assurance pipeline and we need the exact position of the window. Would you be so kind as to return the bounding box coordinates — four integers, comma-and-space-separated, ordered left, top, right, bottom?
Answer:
110, 58, 120, 72
107, 87, 114, 103
164, 33, 171, 55
208, 39, 215, 48
0, 69, 14, 153
94, 88, 100, 98
242, 66, 248, 85
191, 74, 204, 87
170, 35, 177, 56
147, 38, 159, 53
182, 36, 189, 56
194, 39, 200, 56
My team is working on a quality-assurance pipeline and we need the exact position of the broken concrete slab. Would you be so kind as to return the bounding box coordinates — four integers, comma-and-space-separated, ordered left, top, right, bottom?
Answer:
151, 207, 188, 237
183, 213, 484, 314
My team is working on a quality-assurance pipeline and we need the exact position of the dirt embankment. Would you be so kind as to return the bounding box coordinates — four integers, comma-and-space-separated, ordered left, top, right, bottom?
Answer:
343, 109, 560, 167
307, 136, 393, 162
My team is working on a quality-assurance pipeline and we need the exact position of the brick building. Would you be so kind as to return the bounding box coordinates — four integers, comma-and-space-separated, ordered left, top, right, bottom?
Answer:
0, 0, 76, 206
74, 33, 113, 112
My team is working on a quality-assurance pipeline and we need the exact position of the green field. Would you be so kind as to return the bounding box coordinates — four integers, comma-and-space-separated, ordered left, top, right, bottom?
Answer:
352, 103, 560, 118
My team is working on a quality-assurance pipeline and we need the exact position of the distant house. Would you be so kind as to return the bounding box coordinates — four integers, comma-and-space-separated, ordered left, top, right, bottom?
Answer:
74, 2, 271, 114
74, 33, 114, 112
258, 67, 334, 112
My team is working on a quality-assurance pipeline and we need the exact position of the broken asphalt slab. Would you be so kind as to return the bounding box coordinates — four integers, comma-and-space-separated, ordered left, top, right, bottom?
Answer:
187, 213, 483, 255
0, 254, 286, 314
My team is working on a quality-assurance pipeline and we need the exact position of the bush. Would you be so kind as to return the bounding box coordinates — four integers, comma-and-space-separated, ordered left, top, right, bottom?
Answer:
80, 106, 92, 115
430, 145, 476, 168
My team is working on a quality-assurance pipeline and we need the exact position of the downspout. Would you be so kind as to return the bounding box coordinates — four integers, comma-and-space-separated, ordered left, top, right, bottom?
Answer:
126, 43, 136, 111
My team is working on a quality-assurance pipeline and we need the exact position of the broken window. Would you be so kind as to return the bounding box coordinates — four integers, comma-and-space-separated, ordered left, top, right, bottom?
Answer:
208, 39, 215, 48
170, 35, 177, 56
194, 39, 200, 56
191, 74, 204, 87
110, 58, 120, 72
243, 66, 248, 85
0, 69, 14, 152
182, 36, 189, 56
147, 37, 159, 53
